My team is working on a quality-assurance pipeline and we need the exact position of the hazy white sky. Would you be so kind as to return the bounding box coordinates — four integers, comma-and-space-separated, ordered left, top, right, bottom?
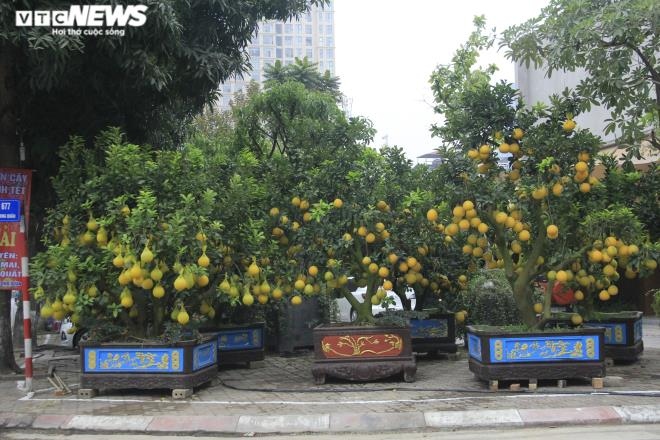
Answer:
334, 0, 549, 161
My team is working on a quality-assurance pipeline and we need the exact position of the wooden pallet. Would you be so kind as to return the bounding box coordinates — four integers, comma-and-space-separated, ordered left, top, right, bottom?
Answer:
488, 377, 604, 391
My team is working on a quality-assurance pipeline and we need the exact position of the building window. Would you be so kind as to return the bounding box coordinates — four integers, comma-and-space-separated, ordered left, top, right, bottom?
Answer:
319, 36, 324, 46
262, 22, 273, 33
276, 36, 282, 46
305, 11, 312, 21
285, 47, 293, 58
305, 24, 312, 34
325, 36, 334, 46
296, 47, 303, 57
325, 12, 333, 22
326, 48, 334, 59
264, 47, 274, 58
250, 47, 260, 57
263, 35, 273, 45
285, 36, 293, 46
276, 48, 282, 58
275, 23, 282, 33
285, 23, 293, 33
296, 36, 303, 46
305, 36, 312, 46
306, 48, 313, 58
326, 24, 333, 35
295, 23, 302, 33
327, 60, 335, 72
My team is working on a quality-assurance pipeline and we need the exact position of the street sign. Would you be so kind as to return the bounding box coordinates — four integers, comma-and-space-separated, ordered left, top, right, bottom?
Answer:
0, 199, 21, 222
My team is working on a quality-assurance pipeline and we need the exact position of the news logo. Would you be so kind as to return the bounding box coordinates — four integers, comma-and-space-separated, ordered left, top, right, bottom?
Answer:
15, 5, 147, 37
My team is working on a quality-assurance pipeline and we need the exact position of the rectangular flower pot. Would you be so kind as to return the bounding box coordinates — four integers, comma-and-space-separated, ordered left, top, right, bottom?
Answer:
546, 311, 644, 361
215, 322, 265, 367
582, 311, 644, 361
79, 335, 217, 397
312, 324, 416, 384
466, 325, 606, 383
410, 312, 457, 356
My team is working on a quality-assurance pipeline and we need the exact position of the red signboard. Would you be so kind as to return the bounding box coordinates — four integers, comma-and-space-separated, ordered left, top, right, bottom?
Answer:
0, 168, 32, 290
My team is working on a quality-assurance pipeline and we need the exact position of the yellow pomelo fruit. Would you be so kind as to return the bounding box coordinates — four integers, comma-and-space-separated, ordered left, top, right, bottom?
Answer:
152, 284, 165, 298
177, 308, 190, 325
571, 314, 583, 325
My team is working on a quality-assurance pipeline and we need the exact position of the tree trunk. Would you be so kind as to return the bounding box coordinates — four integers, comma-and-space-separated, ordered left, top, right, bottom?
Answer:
0, 42, 22, 374
512, 280, 537, 329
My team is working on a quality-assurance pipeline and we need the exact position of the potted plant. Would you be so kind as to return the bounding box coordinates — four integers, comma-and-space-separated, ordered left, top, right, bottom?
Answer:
427, 23, 658, 387
29, 131, 279, 397
264, 193, 418, 384
208, 305, 266, 368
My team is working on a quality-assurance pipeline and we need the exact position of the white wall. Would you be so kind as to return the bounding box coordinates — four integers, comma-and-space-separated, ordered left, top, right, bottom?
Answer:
515, 64, 620, 145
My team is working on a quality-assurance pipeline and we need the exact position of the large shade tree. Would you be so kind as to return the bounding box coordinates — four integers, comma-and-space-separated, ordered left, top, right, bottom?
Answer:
0, 0, 325, 374
501, 0, 660, 149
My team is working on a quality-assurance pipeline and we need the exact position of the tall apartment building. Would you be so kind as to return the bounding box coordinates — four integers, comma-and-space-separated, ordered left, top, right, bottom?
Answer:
217, 1, 335, 110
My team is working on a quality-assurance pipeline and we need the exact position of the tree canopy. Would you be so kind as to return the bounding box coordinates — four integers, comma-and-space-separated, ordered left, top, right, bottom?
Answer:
0, 0, 325, 162
501, 0, 660, 148
264, 58, 341, 101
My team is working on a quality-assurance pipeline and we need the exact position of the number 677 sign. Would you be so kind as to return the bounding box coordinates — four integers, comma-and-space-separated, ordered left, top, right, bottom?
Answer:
0, 200, 21, 222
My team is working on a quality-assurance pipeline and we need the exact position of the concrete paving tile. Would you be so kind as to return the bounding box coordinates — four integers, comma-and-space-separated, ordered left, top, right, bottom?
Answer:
236, 414, 330, 433
330, 411, 426, 431
425, 409, 524, 428
32, 414, 73, 429
614, 405, 660, 423
64, 415, 153, 431
4, 413, 35, 428
146, 415, 238, 432
519, 406, 621, 426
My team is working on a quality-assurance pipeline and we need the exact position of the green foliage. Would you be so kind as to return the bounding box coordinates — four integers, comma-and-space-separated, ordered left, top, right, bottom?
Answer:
264, 58, 341, 101
430, 16, 521, 148
580, 206, 645, 244
29, 129, 281, 341
599, 163, 660, 241
1, 0, 324, 148
651, 289, 660, 317
501, 0, 660, 147
458, 270, 522, 326
429, 20, 657, 329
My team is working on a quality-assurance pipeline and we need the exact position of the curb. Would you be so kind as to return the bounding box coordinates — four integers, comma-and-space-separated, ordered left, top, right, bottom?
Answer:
1, 405, 659, 434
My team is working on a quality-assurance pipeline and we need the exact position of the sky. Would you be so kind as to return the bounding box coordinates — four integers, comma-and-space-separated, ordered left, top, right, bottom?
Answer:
334, 0, 549, 161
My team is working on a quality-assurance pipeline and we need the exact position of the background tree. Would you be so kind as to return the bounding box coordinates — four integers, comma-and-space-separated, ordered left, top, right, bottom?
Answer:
501, 0, 660, 149
264, 58, 341, 101
0, 0, 324, 374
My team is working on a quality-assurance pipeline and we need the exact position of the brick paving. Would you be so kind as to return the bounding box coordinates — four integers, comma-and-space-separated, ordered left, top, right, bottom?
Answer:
0, 317, 658, 434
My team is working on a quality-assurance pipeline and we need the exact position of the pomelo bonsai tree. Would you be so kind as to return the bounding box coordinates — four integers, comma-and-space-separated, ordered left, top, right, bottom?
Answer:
29, 129, 283, 342
429, 21, 658, 329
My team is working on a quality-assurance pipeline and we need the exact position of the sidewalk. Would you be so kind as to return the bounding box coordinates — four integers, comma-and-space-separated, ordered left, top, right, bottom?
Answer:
1, 318, 659, 435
